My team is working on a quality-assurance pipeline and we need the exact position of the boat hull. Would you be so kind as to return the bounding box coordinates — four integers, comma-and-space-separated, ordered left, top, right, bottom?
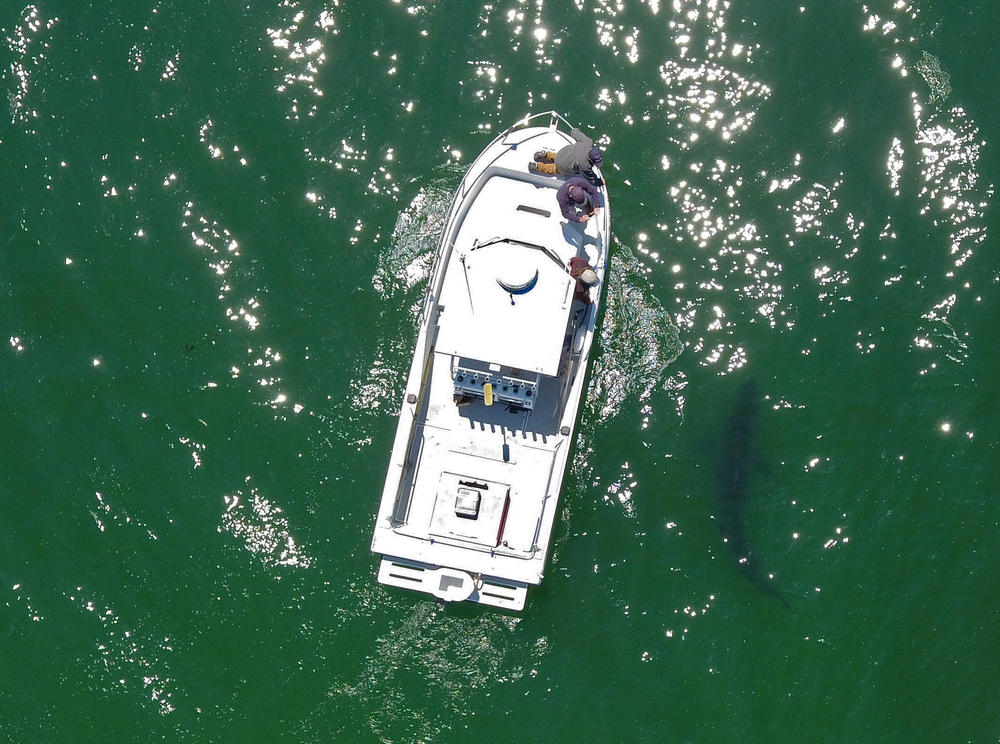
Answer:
371, 112, 611, 610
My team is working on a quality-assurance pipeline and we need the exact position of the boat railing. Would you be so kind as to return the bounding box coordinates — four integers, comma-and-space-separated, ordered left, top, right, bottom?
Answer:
555, 303, 595, 423
458, 111, 572, 201
470, 235, 570, 276
500, 110, 573, 141
390, 433, 424, 526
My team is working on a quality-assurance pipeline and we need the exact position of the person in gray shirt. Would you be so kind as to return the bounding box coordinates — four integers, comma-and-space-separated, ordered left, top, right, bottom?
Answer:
530, 128, 605, 185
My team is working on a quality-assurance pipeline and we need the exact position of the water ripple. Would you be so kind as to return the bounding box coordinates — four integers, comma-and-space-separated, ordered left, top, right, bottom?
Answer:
336, 170, 457, 450
66, 586, 179, 716
323, 602, 544, 741
220, 480, 313, 569
588, 240, 682, 424
4, 5, 59, 128
267, 2, 338, 119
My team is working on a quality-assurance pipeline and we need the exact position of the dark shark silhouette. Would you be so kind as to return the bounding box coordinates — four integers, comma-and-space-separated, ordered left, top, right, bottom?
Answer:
715, 378, 789, 608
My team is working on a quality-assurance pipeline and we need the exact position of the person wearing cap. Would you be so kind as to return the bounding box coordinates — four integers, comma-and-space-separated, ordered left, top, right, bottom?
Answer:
568, 256, 598, 305
530, 128, 605, 186
556, 177, 604, 224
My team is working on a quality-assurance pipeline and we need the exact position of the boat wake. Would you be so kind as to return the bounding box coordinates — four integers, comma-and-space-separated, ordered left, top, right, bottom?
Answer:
314, 602, 547, 741
586, 240, 683, 426
337, 170, 461, 452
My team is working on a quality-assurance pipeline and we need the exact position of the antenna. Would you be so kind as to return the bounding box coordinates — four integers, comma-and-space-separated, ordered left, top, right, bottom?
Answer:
460, 249, 474, 313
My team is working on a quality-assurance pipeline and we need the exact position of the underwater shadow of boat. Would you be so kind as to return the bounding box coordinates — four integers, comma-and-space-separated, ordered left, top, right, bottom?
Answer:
715, 378, 790, 609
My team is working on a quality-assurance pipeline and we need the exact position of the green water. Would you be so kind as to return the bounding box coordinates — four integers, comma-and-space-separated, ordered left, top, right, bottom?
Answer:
2, 1, 998, 741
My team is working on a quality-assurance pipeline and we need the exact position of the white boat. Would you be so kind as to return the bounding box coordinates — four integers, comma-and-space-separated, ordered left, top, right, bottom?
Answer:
371, 112, 611, 610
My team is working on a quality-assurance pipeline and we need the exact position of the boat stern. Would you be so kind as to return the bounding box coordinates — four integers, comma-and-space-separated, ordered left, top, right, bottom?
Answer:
377, 557, 528, 611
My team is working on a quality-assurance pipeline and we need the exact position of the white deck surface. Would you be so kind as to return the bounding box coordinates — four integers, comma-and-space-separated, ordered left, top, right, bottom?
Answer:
434, 178, 576, 375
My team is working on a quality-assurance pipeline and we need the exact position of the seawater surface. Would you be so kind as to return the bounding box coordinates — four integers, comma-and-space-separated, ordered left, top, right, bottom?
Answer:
2, 1, 998, 741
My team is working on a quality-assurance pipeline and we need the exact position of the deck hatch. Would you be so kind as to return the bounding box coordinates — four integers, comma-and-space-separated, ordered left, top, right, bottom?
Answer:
454, 487, 482, 518
430, 472, 512, 547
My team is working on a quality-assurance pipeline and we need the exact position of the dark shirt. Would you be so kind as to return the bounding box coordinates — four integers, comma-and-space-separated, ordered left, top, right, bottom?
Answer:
568, 256, 595, 304
556, 177, 605, 223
